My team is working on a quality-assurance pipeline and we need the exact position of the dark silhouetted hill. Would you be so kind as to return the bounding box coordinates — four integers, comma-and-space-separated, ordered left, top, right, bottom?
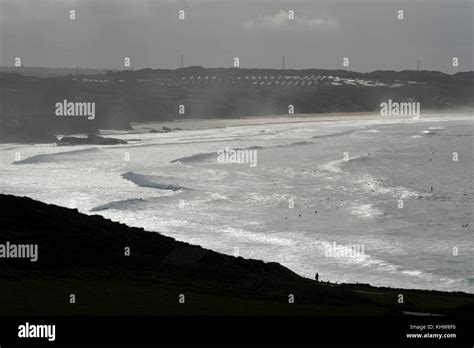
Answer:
1, 67, 473, 143
0, 194, 473, 316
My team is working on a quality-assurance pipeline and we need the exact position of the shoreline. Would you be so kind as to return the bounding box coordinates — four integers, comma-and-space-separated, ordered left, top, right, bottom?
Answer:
0, 194, 473, 316
126, 109, 473, 133
1, 114, 472, 295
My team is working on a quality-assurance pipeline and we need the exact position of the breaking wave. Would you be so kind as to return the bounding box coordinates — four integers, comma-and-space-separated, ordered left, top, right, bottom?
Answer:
121, 171, 186, 191
13, 148, 100, 165
90, 198, 147, 212
319, 156, 423, 199
170, 152, 215, 164
169, 143, 305, 164
349, 203, 383, 219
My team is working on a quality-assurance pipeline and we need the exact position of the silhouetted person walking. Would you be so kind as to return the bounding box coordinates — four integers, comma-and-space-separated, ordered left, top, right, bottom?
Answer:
315, 272, 319, 282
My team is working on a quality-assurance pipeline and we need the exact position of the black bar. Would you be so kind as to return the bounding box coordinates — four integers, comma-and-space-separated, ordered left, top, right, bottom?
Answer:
0, 315, 472, 345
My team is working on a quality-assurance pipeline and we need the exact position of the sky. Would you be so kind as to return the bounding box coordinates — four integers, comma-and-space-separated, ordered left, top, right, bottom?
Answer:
0, 0, 472, 72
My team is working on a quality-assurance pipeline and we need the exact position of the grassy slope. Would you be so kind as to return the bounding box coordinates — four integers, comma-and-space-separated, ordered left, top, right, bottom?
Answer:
0, 194, 472, 316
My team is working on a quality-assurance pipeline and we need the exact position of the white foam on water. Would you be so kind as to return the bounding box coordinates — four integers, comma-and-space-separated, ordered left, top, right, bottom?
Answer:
319, 156, 423, 203
244, 192, 291, 205
1, 115, 472, 293
223, 227, 296, 246
318, 159, 345, 173
210, 192, 227, 200
349, 203, 383, 219
355, 173, 422, 199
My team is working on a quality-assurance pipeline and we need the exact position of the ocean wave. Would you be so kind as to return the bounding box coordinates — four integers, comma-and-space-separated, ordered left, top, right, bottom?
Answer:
317, 156, 424, 223
410, 127, 445, 139
223, 227, 296, 246
90, 198, 147, 212
170, 152, 216, 164
354, 173, 422, 199
13, 148, 100, 165
244, 192, 291, 205
321, 156, 423, 199
209, 192, 227, 200
276, 141, 312, 147
318, 159, 345, 174
312, 130, 356, 139
312, 239, 468, 287
310, 239, 401, 272
169, 142, 316, 165
121, 171, 186, 191
319, 155, 368, 174
170, 146, 265, 165
349, 203, 383, 219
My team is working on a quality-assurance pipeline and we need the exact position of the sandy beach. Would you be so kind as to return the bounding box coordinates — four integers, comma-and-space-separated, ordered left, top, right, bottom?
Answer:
127, 109, 473, 133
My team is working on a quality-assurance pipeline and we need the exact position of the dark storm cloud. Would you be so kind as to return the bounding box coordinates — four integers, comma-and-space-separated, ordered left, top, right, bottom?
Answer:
0, 0, 472, 72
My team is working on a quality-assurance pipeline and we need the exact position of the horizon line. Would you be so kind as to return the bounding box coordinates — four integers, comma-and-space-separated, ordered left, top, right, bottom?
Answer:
0, 65, 471, 75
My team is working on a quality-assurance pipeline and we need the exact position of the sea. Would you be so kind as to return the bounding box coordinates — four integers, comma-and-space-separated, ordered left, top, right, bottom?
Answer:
1, 113, 472, 293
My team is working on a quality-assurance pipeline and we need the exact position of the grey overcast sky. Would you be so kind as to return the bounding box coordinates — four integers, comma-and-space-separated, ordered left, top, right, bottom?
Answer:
0, 0, 472, 72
